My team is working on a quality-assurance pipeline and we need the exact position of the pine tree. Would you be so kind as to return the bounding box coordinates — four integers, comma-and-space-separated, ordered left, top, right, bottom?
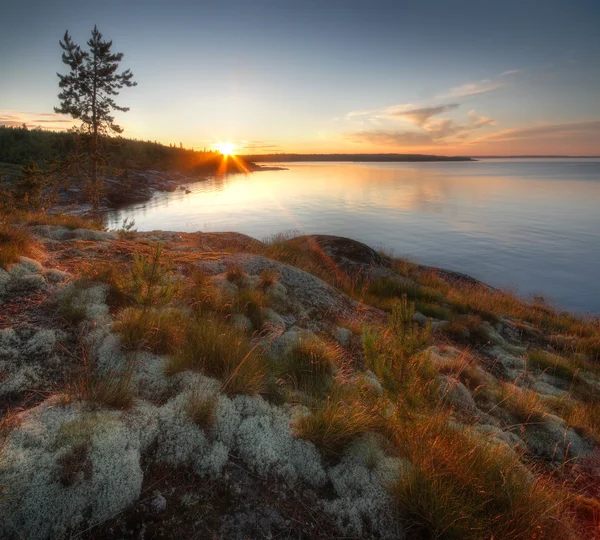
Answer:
55, 25, 136, 212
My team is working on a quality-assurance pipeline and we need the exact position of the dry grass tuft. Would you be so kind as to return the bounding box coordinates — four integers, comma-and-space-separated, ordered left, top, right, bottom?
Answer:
294, 385, 382, 458
166, 315, 267, 396
0, 222, 36, 269
280, 337, 341, 396
392, 412, 574, 539
115, 307, 188, 354
186, 388, 218, 432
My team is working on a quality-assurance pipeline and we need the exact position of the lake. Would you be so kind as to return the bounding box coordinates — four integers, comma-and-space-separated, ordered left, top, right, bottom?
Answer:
106, 159, 600, 315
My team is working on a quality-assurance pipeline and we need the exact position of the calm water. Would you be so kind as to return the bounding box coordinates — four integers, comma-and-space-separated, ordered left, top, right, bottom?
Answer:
106, 159, 600, 315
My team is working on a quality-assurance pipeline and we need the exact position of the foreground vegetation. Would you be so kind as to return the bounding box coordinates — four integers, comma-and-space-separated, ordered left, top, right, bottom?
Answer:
1, 212, 599, 539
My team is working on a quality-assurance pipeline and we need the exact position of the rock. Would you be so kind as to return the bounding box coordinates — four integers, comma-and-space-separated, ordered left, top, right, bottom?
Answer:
431, 320, 450, 332
523, 413, 595, 462
334, 326, 353, 348
487, 346, 525, 379
412, 311, 428, 325
199, 254, 367, 322
262, 308, 286, 330
44, 268, 70, 283
150, 492, 167, 513
481, 323, 526, 356
231, 313, 253, 332
438, 375, 479, 416
427, 345, 463, 369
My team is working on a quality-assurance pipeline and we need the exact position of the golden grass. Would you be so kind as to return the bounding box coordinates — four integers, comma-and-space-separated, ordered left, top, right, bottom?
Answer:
115, 307, 188, 354
0, 222, 35, 269
279, 336, 341, 396
231, 287, 267, 330
392, 413, 574, 539
24, 211, 104, 231
294, 384, 383, 458
166, 315, 267, 396
186, 387, 218, 432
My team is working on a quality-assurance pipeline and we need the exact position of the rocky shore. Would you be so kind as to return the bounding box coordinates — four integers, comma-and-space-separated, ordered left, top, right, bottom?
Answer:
1, 220, 599, 539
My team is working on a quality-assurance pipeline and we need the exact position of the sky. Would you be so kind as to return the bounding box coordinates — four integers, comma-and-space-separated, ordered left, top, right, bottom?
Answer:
1, 0, 599, 156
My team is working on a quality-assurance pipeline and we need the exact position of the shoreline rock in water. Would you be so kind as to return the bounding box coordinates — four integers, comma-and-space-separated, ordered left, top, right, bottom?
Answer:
0, 224, 599, 539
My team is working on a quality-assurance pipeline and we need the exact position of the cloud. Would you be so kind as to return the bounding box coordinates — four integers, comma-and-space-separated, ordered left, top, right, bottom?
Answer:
239, 140, 280, 151
390, 104, 459, 126
445, 79, 504, 98
0, 110, 73, 130
473, 120, 600, 143
347, 130, 436, 147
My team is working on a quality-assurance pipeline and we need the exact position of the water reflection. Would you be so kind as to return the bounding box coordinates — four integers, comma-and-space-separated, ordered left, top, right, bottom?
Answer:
106, 160, 600, 314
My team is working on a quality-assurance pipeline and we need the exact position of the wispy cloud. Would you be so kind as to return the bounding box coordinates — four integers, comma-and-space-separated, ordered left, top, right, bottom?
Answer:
390, 104, 459, 126
0, 110, 73, 130
443, 79, 504, 98
472, 120, 600, 143
347, 130, 436, 147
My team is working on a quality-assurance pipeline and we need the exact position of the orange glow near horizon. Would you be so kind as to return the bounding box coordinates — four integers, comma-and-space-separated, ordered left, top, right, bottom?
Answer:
215, 142, 236, 156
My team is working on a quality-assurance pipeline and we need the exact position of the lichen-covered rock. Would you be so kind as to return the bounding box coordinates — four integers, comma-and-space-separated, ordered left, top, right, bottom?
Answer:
198, 253, 363, 321
0, 401, 144, 540
523, 413, 595, 462
322, 434, 405, 539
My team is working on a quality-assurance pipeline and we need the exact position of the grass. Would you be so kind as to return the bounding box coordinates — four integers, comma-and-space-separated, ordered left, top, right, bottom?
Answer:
166, 315, 267, 396
258, 267, 279, 290
82, 264, 134, 308
497, 383, 549, 424
278, 336, 341, 397
362, 296, 432, 395
24, 211, 104, 231
0, 222, 35, 269
225, 264, 247, 286
527, 349, 582, 381
231, 287, 267, 330
115, 307, 188, 354
185, 269, 226, 314
391, 413, 573, 539
366, 276, 441, 304
294, 384, 382, 458
186, 387, 218, 432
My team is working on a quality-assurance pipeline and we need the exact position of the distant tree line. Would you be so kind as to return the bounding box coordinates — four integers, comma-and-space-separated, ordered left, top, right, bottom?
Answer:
0, 125, 218, 171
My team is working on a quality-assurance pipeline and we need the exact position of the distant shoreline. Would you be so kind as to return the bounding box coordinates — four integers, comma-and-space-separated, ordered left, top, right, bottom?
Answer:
242, 153, 474, 163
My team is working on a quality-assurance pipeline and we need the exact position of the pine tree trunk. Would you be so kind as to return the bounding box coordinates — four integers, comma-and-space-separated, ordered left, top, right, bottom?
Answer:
91, 47, 99, 215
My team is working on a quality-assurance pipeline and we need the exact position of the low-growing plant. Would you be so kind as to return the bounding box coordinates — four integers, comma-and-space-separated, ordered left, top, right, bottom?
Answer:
527, 349, 581, 381
294, 384, 382, 458
496, 383, 548, 424
115, 217, 137, 240
225, 263, 246, 286
115, 307, 187, 354
83, 264, 133, 308
185, 269, 225, 314
392, 414, 572, 539
279, 336, 340, 396
367, 276, 441, 303
186, 387, 218, 432
130, 243, 178, 307
0, 222, 35, 269
231, 287, 267, 330
167, 315, 267, 395
24, 211, 104, 231
363, 296, 432, 394
258, 267, 279, 290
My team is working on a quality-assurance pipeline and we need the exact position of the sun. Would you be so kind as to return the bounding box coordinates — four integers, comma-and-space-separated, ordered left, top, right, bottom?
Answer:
215, 142, 236, 156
